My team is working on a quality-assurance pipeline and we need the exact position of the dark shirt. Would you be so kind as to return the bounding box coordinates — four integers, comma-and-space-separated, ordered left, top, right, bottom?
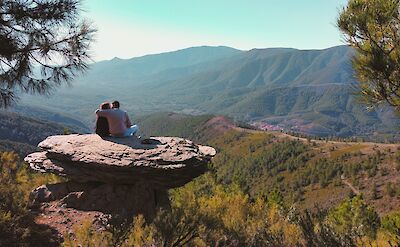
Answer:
95, 116, 110, 137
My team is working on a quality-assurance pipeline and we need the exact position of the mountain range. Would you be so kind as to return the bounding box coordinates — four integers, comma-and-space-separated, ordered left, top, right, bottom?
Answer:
14, 45, 399, 139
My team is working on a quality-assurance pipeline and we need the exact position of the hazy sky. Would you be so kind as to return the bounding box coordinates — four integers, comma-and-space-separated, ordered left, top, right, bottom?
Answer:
82, 0, 349, 61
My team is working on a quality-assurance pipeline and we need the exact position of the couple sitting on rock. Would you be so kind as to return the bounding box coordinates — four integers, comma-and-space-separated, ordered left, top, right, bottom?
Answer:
95, 100, 139, 138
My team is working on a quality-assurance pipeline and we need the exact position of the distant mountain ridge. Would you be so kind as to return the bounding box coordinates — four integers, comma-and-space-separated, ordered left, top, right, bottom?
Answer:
86, 46, 242, 83
17, 45, 399, 139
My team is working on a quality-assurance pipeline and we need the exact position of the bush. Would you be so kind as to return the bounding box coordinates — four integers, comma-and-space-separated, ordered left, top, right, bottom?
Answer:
381, 211, 400, 245
0, 151, 62, 246
327, 195, 380, 240
385, 183, 396, 198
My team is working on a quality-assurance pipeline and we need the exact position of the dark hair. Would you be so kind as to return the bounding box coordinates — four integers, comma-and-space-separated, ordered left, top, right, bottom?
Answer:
112, 100, 120, 108
100, 102, 110, 110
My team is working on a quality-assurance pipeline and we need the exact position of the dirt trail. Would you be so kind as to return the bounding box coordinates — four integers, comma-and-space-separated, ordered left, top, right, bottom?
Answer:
341, 179, 360, 195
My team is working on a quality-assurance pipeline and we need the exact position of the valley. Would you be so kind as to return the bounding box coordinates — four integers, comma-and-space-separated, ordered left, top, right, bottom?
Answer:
13, 45, 399, 140
2, 107, 398, 216
1, 110, 399, 246
3, 108, 399, 215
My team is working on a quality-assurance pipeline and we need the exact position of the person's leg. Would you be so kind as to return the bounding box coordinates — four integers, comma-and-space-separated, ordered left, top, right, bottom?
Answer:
124, 125, 139, 137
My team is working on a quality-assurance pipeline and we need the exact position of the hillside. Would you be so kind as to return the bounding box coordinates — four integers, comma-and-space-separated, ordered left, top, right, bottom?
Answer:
90, 45, 242, 82
133, 112, 400, 215
11, 105, 90, 133
210, 129, 400, 215
0, 110, 90, 157
0, 111, 72, 146
136, 112, 235, 143
0, 139, 37, 158
136, 112, 213, 141
17, 45, 399, 139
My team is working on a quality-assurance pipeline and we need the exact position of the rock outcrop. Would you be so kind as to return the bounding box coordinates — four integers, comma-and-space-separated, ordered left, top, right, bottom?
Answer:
25, 134, 216, 237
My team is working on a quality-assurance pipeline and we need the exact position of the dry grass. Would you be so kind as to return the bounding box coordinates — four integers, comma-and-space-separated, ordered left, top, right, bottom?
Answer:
300, 184, 348, 211
330, 144, 367, 159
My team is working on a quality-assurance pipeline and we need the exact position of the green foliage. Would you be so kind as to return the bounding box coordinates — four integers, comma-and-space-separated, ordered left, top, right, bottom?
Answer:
0, 151, 62, 246
207, 129, 398, 209
0, 152, 28, 226
381, 211, 400, 244
63, 127, 71, 135
327, 195, 380, 240
338, 0, 400, 112
65, 174, 400, 247
297, 158, 343, 188
66, 174, 301, 247
210, 131, 309, 198
63, 220, 112, 247
0, 0, 95, 107
297, 211, 357, 247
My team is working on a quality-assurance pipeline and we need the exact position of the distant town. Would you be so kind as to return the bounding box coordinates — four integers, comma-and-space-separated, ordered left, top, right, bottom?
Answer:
251, 122, 284, 131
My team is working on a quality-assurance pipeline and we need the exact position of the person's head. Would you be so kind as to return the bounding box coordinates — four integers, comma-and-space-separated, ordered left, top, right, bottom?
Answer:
111, 100, 120, 109
100, 102, 110, 110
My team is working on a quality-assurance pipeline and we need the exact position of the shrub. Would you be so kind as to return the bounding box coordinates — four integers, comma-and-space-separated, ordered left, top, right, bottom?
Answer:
0, 151, 62, 246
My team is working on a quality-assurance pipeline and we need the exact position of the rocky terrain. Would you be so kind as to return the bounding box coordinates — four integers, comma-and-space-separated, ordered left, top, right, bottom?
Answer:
24, 134, 216, 238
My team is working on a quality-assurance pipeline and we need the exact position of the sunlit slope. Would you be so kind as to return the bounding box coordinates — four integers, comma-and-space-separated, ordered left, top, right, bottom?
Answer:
133, 112, 400, 215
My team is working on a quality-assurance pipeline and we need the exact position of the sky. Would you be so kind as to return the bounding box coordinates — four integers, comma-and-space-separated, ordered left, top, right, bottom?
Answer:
82, 0, 349, 61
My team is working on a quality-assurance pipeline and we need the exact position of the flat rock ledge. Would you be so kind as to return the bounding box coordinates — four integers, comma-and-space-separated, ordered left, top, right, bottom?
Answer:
24, 134, 216, 239
25, 134, 216, 188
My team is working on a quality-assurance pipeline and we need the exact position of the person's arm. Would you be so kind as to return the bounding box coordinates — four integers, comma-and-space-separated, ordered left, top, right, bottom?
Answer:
96, 109, 108, 117
125, 112, 132, 127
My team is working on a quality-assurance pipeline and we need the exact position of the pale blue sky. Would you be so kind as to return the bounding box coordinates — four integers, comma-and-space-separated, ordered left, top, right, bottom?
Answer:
82, 0, 349, 61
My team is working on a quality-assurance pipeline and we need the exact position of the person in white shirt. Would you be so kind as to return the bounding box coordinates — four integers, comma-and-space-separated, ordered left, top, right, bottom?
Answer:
96, 100, 138, 137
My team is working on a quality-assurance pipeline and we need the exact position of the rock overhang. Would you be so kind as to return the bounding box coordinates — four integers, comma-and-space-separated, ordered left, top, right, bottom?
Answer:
25, 134, 216, 188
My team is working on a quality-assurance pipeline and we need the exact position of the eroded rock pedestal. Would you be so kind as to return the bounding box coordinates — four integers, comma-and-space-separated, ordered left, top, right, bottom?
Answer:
25, 134, 216, 237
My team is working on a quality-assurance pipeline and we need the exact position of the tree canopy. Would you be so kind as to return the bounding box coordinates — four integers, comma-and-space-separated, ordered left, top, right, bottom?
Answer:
0, 0, 95, 107
338, 0, 400, 113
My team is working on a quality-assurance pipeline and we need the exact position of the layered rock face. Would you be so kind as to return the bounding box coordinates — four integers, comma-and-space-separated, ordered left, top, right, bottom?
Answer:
25, 134, 215, 236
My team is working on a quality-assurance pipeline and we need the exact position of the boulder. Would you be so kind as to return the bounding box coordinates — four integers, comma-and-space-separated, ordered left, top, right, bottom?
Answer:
24, 134, 216, 238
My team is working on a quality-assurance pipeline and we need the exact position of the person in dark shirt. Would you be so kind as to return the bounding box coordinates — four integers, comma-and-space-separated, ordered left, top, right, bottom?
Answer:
95, 102, 111, 137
